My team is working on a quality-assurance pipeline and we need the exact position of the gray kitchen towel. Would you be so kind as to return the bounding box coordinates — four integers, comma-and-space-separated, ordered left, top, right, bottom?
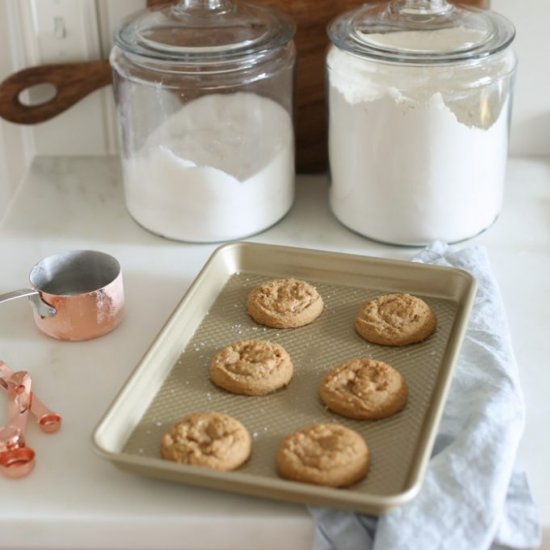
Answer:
310, 241, 542, 550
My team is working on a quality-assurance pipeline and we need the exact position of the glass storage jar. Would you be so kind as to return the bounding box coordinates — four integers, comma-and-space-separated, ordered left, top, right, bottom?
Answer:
111, 0, 295, 242
327, 0, 517, 245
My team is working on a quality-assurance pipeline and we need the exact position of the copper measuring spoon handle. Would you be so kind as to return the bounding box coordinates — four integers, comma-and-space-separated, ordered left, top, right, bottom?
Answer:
6, 371, 32, 433
0, 60, 111, 125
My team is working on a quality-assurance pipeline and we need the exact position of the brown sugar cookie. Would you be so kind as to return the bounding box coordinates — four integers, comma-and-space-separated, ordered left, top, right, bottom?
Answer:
320, 358, 408, 420
355, 293, 436, 346
209, 339, 293, 396
276, 423, 369, 488
160, 412, 251, 471
246, 278, 324, 328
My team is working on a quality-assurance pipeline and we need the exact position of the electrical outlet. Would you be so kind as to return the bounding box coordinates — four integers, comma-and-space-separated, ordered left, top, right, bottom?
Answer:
27, 0, 101, 64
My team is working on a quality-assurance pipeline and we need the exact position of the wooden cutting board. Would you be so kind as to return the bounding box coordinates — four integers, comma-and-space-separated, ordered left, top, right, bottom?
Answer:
0, 0, 487, 173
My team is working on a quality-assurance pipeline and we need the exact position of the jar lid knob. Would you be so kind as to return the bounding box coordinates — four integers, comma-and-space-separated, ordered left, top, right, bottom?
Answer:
390, 0, 451, 15
172, 0, 234, 15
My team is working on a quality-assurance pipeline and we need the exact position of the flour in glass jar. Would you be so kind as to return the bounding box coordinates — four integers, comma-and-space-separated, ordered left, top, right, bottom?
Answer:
327, 28, 515, 245
122, 92, 294, 242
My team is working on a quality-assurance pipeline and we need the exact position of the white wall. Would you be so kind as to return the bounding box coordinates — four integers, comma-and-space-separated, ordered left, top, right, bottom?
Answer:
0, 1, 33, 217
492, 0, 550, 156
0, 0, 144, 219
0, 0, 549, 220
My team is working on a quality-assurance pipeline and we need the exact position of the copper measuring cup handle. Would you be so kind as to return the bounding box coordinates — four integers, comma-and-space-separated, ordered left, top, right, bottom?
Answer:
0, 60, 111, 125
0, 288, 57, 318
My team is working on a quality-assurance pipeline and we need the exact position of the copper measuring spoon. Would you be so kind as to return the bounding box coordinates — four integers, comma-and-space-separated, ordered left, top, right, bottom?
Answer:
0, 362, 61, 433
0, 370, 36, 478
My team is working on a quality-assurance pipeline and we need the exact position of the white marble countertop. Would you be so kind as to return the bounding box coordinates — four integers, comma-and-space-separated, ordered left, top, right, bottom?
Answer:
0, 155, 549, 549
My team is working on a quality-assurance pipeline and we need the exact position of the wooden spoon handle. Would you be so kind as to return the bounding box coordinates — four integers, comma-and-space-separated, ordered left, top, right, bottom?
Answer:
0, 60, 111, 125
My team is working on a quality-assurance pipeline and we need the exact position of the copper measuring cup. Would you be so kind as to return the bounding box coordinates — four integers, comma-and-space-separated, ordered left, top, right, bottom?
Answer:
0, 250, 124, 341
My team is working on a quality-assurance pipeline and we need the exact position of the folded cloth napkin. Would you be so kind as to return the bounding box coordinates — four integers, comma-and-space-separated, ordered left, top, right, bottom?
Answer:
310, 241, 542, 550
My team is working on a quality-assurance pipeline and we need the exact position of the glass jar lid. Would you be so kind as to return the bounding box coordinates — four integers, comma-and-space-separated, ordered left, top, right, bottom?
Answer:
114, 0, 295, 64
328, 0, 515, 64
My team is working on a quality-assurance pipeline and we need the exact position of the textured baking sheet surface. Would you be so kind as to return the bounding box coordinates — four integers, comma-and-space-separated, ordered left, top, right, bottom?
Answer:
94, 243, 475, 514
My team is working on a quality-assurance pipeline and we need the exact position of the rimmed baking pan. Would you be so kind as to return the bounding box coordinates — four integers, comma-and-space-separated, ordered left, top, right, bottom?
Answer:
93, 242, 476, 515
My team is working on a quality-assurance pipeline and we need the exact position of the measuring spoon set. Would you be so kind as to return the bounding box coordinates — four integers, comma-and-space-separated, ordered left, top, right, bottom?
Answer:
0, 361, 62, 478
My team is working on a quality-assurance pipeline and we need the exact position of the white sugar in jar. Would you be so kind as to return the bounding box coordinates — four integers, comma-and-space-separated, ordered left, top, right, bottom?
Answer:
122, 92, 294, 242
327, 0, 517, 245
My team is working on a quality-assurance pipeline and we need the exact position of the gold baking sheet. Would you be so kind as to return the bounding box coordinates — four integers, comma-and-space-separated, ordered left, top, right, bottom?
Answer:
93, 242, 476, 515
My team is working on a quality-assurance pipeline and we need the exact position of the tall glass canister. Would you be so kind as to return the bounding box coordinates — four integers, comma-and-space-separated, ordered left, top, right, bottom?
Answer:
327, 0, 517, 245
111, 0, 295, 242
